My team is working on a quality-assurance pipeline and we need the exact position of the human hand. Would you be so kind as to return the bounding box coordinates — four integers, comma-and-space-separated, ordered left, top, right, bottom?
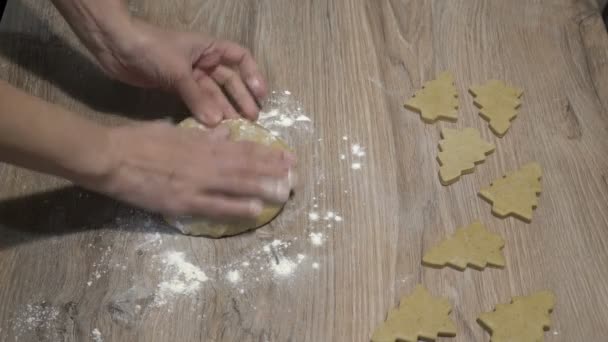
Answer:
91, 121, 296, 219
95, 19, 268, 126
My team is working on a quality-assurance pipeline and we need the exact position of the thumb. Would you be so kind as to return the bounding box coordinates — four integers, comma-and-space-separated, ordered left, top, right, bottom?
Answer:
176, 76, 222, 126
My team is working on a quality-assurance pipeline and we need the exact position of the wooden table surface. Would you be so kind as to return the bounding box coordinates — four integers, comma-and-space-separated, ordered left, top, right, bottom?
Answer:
1, 0, 608, 341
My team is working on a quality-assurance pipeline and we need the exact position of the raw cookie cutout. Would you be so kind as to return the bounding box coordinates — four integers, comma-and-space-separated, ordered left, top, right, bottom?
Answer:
437, 128, 495, 185
478, 290, 555, 342
469, 80, 523, 137
423, 221, 505, 271
371, 285, 456, 342
479, 162, 542, 222
405, 72, 459, 123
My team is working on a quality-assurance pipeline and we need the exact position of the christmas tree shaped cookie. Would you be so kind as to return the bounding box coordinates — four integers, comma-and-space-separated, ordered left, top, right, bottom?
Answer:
423, 221, 505, 271
478, 291, 556, 342
469, 80, 523, 137
438, 127, 495, 185
479, 162, 542, 222
371, 285, 456, 342
405, 72, 459, 123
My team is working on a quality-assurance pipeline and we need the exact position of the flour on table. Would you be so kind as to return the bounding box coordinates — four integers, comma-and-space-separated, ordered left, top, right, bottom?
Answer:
226, 270, 241, 284
271, 257, 297, 277
11, 303, 59, 339
154, 251, 208, 307
308, 211, 320, 221
91, 328, 103, 342
309, 232, 325, 246
256, 90, 313, 148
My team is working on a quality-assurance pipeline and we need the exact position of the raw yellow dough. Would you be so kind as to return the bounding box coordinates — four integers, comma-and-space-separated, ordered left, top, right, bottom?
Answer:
437, 128, 495, 185
479, 162, 542, 222
422, 221, 505, 271
164, 118, 291, 238
469, 80, 523, 137
404, 71, 459, 123
478, 291, 556, 342
371, 285, 457, 342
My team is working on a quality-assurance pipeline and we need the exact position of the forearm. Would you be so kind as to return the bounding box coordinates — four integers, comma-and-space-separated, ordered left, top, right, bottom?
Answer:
0, 80, 111, 187
50, 0, 132, 57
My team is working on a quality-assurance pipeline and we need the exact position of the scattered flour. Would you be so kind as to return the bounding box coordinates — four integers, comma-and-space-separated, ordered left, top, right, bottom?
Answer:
271, 258, 297, 277
309, 232, 325, 246
154, 252, 208, 306
226, 270, 241, 284
312, 262, 320, 269
86, 245, 113, 287
308, 212, 320, 221
92, 328, 103, 342
351, 144, 365, 157
351, 162, 362, 170
11, 303, 59, 338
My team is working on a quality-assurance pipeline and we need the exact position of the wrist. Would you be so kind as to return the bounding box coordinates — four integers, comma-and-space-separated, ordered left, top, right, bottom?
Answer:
51, 0, 137, 63
65, 123, 116, 192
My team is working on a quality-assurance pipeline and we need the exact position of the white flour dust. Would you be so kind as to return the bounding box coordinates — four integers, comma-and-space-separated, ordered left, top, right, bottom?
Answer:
308, 212, 320, 221
226, 270, 241, 284
11, 303, 59, 339
86, 244, 113, 287
338, 136, 367, 170
271, 257, 297, 277
154, 252, 208, 307
309, 232, 325, 246
351, 144, 365, 157
257, 90, 314, 148
91, 328, 103, 342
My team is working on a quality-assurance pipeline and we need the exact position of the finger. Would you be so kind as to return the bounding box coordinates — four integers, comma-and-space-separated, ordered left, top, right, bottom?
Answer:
197, 76, 240, 121
218, 141, 294, 178
175, 76, 222, 126
209, 40, 268, 101
210, 65, 260, 120
206, 125, 231, 141
185, 195, 263, 220
209, 172, 294, 204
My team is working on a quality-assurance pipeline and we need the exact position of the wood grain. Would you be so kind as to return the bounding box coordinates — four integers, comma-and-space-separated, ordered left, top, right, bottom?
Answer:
1, 0, 607, 341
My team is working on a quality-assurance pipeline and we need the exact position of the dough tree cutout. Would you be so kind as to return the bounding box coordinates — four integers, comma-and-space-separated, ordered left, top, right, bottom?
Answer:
371, 285, 456, 342
478, 291, 556, 342
479, 162, 542, 222
438, 128, 495, 185
405, 72, 459, 123
423, 221, 505, 271
469, 80, 523, 137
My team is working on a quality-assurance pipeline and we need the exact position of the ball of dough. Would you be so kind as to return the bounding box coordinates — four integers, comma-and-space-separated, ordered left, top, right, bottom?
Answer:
164, 118, 291, 238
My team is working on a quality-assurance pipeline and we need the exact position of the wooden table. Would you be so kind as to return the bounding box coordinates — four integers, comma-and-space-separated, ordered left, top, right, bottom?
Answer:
1, 0, 607, 341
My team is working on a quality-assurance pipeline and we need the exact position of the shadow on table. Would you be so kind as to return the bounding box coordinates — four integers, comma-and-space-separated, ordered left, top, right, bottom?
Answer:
0, 186, 177, 250
0, 1, 190, 121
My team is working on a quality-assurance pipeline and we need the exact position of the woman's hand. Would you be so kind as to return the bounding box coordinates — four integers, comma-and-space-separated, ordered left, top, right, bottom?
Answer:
97, 19, 268, 126
50, 0, 267, 126
92, 121, 295, 219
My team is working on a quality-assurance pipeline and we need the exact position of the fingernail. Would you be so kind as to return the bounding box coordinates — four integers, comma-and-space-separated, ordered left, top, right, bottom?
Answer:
201, 111, 221, 126
250, 199, 263, 216
247, 77, 261, 92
